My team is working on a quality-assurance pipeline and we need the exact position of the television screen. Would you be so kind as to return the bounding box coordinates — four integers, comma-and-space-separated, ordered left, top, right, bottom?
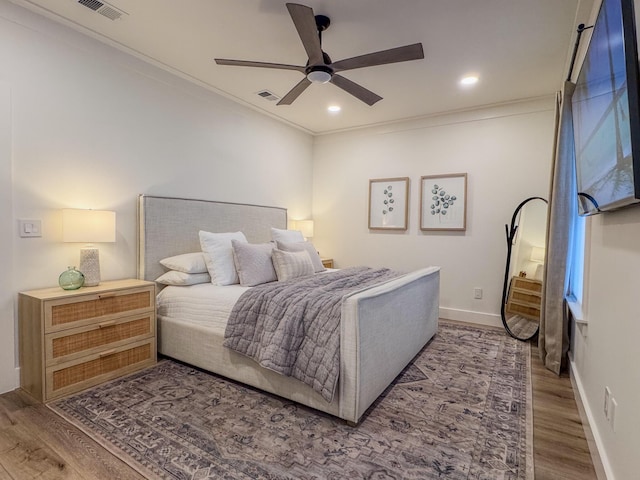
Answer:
571, 0, 640, 215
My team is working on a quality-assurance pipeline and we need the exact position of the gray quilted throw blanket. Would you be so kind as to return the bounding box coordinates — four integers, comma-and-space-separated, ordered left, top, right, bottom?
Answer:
224, 267, 400, 402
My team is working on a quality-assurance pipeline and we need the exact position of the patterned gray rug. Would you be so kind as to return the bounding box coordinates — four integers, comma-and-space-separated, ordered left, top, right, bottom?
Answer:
49, 321, 533, 479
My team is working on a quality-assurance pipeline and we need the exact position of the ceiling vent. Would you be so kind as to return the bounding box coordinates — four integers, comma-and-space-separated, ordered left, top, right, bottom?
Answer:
256, 90, 280, 102
76, 0, 127, 21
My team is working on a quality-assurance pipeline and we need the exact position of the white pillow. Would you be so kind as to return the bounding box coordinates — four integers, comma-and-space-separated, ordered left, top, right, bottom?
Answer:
199, 231, 247, 285
156, 270, 211, 286
231, 240, 277, 287
271, 249, 315, 281
270, 227, 305, 244
159, 252, 207, 274
276, 240, 326, 273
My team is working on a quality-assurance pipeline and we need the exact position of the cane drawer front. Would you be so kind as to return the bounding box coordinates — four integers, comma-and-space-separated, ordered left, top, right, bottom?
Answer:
506, 302, 540, 320
45, 313, 155, 366
511, 290, 540, 305
45, 338, 156, 400
506, 276, 542, 321
511, 277, 542, 293
19, 279, 157, 403
44, 285, 154, 333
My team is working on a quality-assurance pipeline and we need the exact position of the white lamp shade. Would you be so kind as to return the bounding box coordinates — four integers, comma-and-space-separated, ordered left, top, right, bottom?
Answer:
63, 209, 116, 243
296, 220, 314, 239
530, 246, 545, 263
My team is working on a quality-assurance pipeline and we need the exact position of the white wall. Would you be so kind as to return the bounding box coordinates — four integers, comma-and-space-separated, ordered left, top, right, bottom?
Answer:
312, 99, 555, 325
0, 1, 313, 391
571, 210, 640, 480
566, 1, 640, 478
0, 82, 14, 392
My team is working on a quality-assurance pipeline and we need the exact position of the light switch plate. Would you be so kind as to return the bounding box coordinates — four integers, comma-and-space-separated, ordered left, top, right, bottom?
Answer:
19, 219, 42, 237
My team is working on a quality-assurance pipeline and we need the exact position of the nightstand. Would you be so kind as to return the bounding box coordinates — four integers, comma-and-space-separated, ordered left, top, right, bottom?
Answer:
321, 258, 334, 268
506, 276, 542, 321
19, 279, 156, 402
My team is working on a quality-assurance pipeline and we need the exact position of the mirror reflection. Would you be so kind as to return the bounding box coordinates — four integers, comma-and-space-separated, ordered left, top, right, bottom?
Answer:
501, 197, 548, 340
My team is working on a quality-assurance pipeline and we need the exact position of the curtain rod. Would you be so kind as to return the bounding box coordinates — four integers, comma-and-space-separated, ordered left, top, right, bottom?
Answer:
567, 23, 594, 82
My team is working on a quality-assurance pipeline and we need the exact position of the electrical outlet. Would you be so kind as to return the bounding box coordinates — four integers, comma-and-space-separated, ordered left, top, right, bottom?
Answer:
610, 397, 618, 432
604, 386, 611, 420
473, 287, 483, 299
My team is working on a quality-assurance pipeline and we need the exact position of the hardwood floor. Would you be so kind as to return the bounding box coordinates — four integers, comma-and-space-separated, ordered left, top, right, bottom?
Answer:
0, 343, 600, 479
531, 344, 600, 480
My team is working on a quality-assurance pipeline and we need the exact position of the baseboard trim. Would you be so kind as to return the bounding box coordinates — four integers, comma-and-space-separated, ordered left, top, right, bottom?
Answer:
439, 307, 503, 328
569, 357, 613, 480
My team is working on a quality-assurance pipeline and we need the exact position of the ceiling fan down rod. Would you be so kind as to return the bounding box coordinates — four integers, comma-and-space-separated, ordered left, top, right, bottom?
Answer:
315, 14, 330, 51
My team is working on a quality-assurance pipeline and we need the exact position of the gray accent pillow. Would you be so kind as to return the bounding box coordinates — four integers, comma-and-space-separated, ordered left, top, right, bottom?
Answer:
231, 240, 277, 287
271, 249, 315, 281
276, 240, 326, 273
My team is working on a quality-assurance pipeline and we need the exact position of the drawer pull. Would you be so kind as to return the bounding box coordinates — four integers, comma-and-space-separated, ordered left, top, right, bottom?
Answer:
98, 321, 116, 329
99, 349, 117, 358
98, 293, 116, 300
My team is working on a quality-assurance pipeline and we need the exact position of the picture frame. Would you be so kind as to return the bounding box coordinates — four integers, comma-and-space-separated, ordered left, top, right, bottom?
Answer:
368, 177, 409, 230
420, 173, 467, 231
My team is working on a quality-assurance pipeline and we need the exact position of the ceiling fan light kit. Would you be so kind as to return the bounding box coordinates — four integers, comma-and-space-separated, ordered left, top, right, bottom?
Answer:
307, 68, 332, 84
214, 3, 424, 106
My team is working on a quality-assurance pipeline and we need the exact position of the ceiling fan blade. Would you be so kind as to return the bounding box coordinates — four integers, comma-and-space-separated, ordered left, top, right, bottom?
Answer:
330, 75, 382, 106
286, 3, 324, 65
331, 43, 424, 73
215, 58, 305, 73
277, 77, 312, 105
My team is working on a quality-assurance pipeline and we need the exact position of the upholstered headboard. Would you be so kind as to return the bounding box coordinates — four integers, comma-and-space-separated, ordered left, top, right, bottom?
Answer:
137, 195, 287, 283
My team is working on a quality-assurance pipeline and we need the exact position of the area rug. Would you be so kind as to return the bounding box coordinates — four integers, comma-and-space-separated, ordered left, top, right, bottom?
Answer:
49, 321, 533, 479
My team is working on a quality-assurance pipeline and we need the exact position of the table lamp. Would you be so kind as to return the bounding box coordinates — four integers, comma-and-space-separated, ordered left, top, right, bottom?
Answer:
296, 219, 314, 240
530, 246, 545, 280
62, 209, 116, 286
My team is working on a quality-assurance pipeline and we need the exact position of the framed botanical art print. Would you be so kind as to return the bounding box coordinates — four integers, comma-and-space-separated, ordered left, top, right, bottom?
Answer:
368, 177, 409, 230
420, 173, 467, 231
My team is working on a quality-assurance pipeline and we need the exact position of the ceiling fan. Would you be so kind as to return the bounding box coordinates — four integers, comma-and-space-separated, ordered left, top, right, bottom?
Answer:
214, 3, 424, 106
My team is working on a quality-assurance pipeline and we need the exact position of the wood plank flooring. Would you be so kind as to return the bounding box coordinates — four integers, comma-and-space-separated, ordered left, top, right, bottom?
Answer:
0, 343, 599, 479
531, 343, 600, 480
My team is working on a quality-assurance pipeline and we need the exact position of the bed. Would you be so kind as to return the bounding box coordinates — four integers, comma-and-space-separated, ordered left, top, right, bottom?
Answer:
137, 194, 440, 424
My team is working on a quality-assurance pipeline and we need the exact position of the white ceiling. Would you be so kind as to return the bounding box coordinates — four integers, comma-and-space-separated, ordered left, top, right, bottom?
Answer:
12, 0, 593, 134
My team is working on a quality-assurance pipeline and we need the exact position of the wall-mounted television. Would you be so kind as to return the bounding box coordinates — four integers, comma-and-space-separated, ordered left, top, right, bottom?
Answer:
571, 0, 640, 215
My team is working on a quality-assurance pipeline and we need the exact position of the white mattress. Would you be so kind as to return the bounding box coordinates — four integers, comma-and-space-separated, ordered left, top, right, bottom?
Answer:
156, 283, 249, 334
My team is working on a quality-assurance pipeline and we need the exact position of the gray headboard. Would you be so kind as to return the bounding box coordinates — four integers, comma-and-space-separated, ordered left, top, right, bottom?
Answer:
138, 195, 287, 282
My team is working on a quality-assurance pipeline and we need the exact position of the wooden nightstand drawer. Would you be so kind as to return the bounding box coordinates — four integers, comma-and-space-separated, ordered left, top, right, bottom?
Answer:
45, 287, 154, 333
510, 290, 540, 305
321, 258, 334, 268
506, 276, 542, 321
507, 302, 540, 320
46, 313, 155, 366
45, 338, 156, 401
511, 277, 542, 293
19, 279, 157, 402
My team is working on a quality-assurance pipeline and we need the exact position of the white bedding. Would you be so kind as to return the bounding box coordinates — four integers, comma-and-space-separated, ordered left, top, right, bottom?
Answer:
157, 283, 249, 333
157, 269, 340, 332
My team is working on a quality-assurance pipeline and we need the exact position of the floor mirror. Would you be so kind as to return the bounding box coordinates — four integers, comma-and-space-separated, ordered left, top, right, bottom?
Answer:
501, 197, 548, 341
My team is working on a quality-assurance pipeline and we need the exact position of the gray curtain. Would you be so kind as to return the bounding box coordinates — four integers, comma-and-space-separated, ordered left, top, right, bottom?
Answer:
539, 81, 576, 374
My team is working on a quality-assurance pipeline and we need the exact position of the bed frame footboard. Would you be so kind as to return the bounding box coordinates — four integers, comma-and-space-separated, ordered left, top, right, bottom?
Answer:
339, 266, 440, 423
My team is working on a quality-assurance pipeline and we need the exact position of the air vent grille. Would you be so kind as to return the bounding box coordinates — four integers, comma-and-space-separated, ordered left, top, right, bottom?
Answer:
256, 90, 280, 102
78, 0, 103, 10
76, 0, 127, 21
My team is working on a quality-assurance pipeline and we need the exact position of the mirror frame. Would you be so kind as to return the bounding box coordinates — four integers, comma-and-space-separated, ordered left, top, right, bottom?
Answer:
501, 196, 548, 341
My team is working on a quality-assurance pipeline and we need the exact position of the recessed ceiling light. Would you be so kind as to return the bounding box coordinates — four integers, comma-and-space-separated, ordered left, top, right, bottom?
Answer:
460, 75, 479, 86
328, 105, 341, 113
